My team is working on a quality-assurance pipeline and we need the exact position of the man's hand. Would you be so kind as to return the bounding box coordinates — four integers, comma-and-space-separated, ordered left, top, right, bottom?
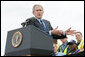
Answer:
51, 26, 63, 36
65, 27, 76, 35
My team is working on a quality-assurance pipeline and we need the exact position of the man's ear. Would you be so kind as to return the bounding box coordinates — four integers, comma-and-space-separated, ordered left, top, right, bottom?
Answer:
43, 11, 44, 14
32, 11, 34, 15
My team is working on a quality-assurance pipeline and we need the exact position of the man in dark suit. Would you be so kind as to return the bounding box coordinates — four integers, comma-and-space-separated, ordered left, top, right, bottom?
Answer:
21, 4, 76, 39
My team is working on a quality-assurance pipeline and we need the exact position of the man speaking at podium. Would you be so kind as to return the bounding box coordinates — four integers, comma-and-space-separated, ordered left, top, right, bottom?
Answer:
21, 4, 76, 39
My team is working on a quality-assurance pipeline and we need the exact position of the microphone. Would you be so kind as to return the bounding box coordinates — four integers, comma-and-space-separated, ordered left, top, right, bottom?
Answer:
21, 19, 30, 27
21, 22, 26, 27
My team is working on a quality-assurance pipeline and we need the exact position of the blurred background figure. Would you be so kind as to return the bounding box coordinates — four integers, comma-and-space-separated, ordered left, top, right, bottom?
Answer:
75, 32, 84, 51
58, 36, 71, 55
53, 39, 60, 53
67, 40, 80, 55
53, 43, 65, 56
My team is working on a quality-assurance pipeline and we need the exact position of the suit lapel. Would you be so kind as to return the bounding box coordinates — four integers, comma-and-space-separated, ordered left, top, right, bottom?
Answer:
32, 17, 44, 30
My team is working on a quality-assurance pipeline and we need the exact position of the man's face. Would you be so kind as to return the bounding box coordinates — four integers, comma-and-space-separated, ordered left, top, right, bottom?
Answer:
69, 44, 76, 51
33, 6, 44, 19
53, 44, 57, 52
75, 33, 82, 41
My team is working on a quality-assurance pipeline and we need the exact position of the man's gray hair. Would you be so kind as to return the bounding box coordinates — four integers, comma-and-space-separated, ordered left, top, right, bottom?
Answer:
33, 4, 43, 12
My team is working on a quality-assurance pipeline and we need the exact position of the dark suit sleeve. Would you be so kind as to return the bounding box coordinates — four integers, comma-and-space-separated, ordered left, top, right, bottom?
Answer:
46, 20, 53, 30
47, 20, 67, 39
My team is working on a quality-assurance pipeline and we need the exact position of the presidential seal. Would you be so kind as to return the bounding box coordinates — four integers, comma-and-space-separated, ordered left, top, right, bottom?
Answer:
12, 31, 22, 48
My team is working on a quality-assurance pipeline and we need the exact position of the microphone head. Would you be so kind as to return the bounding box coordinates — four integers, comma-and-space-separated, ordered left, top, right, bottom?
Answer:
21, 21, 29, 27
21, 22, 25, 27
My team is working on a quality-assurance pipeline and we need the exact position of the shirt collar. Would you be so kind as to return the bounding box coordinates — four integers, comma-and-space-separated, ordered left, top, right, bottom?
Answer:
34, 17, 44, 24
34, 17, 42, 22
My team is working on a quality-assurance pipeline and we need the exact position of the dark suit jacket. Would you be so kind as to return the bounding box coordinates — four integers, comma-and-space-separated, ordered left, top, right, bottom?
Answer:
26, 17, 53, 33
24, 17, 66, 39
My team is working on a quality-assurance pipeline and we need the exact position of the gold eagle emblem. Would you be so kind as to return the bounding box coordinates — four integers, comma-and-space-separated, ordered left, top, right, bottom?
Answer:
12, 31, 22, 48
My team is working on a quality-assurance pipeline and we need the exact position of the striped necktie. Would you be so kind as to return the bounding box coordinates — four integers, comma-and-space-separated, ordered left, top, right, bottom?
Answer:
40, 20, 47, 31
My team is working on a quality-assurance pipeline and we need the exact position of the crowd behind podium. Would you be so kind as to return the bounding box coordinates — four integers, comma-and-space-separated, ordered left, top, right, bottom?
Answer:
52, 32, 84, 56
